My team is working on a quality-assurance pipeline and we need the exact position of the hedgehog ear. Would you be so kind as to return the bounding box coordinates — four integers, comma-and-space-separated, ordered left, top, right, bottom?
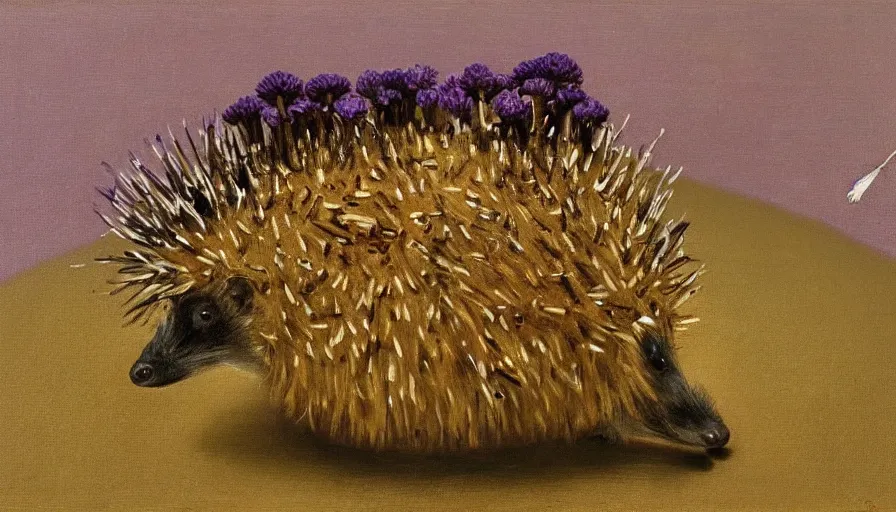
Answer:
224, 276, 255, 311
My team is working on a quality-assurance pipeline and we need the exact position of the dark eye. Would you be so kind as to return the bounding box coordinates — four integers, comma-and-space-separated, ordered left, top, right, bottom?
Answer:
644, 339, 669, 372
192, 306, 215, 329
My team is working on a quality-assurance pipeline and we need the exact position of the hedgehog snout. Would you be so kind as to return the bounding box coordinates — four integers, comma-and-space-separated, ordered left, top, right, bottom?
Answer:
700, 422, 730, 449
130, 362, 155, 386
129, 356, 191, 388
657, 381, 730, 450
685, 386, 730, 450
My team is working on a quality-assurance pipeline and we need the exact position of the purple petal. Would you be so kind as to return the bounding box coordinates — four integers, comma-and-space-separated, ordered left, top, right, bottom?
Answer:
442, 74, 463, 89
520, 78, 556, 98
255, 71, 305, 106
304, 73, 352, 103
494, 73, 517, 90
512, 52, 584, 86
555, 86, 588, 108
356, 69, 405, 106
287, 99, 322, 119
416, 88, 439, 109
459, 63, 496, 93
482, 73, 518, 102
437, 86, 473, 117
491, 89, 531, 121
572, 98, 609, 123
356, 70, 384, 99
381, 68, 408, 94
261, 106, 284, 127
222, 95, 265, 124
376, 88, 402, 106
404, 64, 439, 91
334, 93, 370, 120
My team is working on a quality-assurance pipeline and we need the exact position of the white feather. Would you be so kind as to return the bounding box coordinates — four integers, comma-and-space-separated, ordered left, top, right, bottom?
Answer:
848, 147, 896, 204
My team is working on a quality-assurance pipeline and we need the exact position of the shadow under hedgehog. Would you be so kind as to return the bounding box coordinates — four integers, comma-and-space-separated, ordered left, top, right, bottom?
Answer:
96, 52, 730, 454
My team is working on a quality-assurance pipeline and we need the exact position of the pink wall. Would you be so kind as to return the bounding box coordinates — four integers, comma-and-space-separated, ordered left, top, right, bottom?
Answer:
2, 0, 894, 281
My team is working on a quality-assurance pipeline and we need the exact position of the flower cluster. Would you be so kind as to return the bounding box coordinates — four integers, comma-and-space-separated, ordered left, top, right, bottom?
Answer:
221, 52, 610, 141
223, 70, 371, 130
355, 64, 439, 107
356, 70, 401, 106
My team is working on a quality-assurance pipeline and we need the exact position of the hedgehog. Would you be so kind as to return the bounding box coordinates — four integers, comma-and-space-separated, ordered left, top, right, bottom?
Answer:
96, 52, 730, 454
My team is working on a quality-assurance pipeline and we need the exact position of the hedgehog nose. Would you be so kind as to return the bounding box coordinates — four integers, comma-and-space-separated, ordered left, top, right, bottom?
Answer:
130, 363, 155, 385
701, 425, 730, 449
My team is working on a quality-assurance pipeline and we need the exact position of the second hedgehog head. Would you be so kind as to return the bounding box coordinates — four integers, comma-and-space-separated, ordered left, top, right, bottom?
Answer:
101, 52, 729, 454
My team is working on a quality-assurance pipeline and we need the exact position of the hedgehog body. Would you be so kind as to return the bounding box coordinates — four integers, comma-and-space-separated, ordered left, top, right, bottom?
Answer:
101, 54, 726, 453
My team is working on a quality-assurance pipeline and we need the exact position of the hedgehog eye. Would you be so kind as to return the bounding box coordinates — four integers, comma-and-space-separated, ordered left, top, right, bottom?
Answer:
191, 305, 216, 329
644, 339, 669, 372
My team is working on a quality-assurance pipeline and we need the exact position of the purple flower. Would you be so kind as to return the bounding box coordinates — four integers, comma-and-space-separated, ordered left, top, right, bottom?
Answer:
222, 95, 265, 124
356, 69, 403, 106
459, 63, 496, 93
381, 68, 408, 94
404, 64, 438, 91
442, 74, 463, 89
491, 89, 531, 121
356, 70, 383, 98
435, 76, 474, 116
334, 93, 370, 120
304, 73, 352, 103
512, 52, 584, 87
494, 73, 517, 90
416, 88, 439, 109
437, 86, 473, 117
480, 73, 518, 102
572, 98, 609, 123
377, 88, 402, 106
255, 71, 305, 106
520, 78, 556, 98
380, 65, 440, 97
555, 86, 588, 108
261, 106, 284, 127
287, 99, 321, 119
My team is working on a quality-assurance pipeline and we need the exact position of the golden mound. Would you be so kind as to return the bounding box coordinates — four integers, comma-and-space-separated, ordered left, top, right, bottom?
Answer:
1, 179, 893, 511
